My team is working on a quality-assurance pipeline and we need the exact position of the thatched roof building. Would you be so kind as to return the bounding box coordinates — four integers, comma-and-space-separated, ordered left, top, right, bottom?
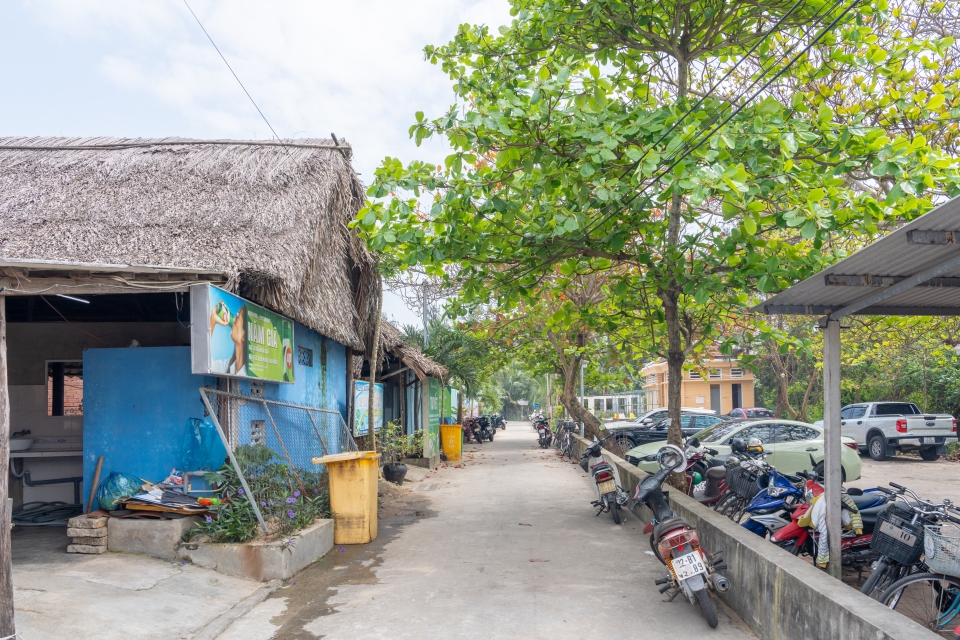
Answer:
0, 136, 377, 350
353, 321, 448, 381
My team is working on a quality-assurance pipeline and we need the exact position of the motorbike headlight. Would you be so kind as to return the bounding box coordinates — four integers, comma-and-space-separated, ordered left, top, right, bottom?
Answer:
767, 487, 786, 497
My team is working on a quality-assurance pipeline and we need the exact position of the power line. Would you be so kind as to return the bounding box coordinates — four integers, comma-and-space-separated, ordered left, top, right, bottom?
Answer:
490, 0, 858, 289
182, 0, 284, 143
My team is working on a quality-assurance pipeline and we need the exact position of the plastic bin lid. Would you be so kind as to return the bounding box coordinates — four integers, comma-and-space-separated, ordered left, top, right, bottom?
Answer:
311, 451, 381, 465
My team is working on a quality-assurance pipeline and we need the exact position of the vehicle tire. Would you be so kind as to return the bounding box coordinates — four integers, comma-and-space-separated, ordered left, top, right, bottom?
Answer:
713, 492, 738, 513
879, 572, 960, 631
615, 436, 632, 457
813, 462, 846, 482
860, 559, 912, 600
650, 534, 666, 565
610, 501, 621, 525
489, 431, 495, 442
920, 447, 940, 461
868, 434, 888, 462
773, 538, 801, 556
694, 588, 719, 629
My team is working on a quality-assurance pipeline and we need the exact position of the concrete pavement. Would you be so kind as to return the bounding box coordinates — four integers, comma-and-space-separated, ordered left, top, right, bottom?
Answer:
225, 422, 756, 639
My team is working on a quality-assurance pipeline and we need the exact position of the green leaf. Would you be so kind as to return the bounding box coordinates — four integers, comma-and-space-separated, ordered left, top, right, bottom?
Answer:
580, 163, 597, 177
801, 220, 817, 239
744, 217, 757, 235
563, 216, 580, 232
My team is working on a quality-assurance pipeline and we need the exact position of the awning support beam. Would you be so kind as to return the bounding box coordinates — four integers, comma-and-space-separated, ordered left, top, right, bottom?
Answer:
823, 319, 843, 579
819, 252, 960, 326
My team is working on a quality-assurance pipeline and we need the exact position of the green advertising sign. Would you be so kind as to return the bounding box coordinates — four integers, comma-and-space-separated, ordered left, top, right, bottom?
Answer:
423, 378, 442, 458
191, 284, 296, 383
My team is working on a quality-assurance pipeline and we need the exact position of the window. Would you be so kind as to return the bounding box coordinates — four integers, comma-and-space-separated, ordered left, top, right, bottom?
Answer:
297, 346, 313, 367
593, 398, 603, 411
47, 361, 83, 416
873, 403, 919, 417
689, 370, 702, 380
693, 420, 745, 443
730, 368, 744, 378
708, 368, 722, 379
693, 415, 722, 429
250, 420, 266, 445
775, 424, 819, 443
647, 374, 657, 386
606, 398, 613, 411
841, 405, 867, 419
725, 423, 775, 445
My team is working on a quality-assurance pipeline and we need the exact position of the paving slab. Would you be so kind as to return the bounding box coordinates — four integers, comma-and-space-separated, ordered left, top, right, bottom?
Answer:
229, 422, 757, 639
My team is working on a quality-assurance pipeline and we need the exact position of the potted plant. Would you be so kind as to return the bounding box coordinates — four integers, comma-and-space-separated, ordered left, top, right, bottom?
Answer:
378, 420, 408, 484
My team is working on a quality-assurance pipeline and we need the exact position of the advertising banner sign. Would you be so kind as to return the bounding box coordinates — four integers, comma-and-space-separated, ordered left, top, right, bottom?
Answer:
353, 381, 384, 436
190, 283, 295, 383
423, 378, 441, 458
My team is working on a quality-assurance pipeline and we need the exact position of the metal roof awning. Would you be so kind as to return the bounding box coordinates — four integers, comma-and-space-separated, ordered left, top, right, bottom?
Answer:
752, 196, 960, 320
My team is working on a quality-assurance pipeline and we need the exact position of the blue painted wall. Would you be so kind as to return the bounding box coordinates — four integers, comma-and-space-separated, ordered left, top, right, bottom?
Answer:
82, 347, 215, 500
83, 324, 349, 498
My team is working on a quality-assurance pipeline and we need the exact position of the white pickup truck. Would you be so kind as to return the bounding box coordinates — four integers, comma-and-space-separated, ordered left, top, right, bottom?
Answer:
818, 402, 957, 461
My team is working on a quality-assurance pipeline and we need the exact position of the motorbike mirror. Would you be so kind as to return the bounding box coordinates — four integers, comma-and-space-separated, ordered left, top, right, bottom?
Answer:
688, 437, 700, 449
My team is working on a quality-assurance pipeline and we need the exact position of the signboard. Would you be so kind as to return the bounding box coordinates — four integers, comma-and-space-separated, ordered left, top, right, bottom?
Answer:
518, 400, 529, 406
191, 284, 295, 383
353, 381, 384, 436
423, 378, 441, 458
531, 403, 539, 408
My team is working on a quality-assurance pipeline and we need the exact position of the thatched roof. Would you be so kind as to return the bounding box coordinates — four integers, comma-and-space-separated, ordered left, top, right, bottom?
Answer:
354, 321, 447, 381
0, 136, 377, 350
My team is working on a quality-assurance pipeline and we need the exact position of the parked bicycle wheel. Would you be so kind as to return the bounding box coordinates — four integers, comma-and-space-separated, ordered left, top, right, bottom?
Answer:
880, 573, 960, 637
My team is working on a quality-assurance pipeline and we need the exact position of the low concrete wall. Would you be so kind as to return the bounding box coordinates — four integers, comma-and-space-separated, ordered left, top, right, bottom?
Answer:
178, 519, 334, 582
108, 516, 200, 561
403, 455, 439, 469
572, 436, 938, 640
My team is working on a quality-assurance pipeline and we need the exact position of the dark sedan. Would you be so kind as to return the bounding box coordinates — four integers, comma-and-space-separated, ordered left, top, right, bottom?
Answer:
612, 413, 724, 451
725, 407, 774, 419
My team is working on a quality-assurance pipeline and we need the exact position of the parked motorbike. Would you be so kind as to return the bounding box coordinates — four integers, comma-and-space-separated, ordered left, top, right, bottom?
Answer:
632, 445, 730, 628
462, 417, 484, 444
682, 438, 727, 506
739, 466, 808, 538
491, 413, 506, 430
477, 415, 496, 442
579, 436, 629, 524
535, 418, 552, 448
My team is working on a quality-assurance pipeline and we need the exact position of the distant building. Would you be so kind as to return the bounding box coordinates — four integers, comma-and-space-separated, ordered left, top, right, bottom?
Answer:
642, 359, 755, 415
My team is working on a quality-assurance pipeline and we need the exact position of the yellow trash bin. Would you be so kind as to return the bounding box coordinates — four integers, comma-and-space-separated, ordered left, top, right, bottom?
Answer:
440, 424, 463, 462
311, 451, 380, 545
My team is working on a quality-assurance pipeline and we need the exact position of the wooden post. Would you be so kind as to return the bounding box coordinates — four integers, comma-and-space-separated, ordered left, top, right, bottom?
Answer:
367, 274, 383, 451
0, 294, 15, 637
822, 319, 843, 579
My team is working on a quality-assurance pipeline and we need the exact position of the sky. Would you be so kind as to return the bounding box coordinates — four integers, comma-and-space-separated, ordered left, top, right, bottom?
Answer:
0, 0, 513, 327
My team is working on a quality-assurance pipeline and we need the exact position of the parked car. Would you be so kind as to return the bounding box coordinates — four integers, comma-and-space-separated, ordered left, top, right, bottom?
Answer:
814, 401, 957, 461
611, 414, 723, 451
624, 418, 862, 481
725, 407, 774, 420
606, 407, 716, 432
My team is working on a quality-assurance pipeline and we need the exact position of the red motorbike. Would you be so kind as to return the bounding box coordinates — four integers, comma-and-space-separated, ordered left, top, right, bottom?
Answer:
682, 438, 728, 506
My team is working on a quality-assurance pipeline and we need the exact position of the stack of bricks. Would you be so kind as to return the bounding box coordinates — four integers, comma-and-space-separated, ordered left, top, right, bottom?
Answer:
66, 514, 108, 554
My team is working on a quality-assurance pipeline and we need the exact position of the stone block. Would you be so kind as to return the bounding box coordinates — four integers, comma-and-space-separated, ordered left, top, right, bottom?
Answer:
67, 544, 107, 554
67, 515, 107, 529
72, 536, 108, 546
178, 519, 333, 582
108, 516, 200, 561
67, 526, 108, 538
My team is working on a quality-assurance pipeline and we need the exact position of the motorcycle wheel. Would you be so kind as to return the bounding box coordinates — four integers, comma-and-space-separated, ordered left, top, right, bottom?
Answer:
650, 534, 666, 566
610, 502, 621, 525
489, 431, 495, 442
773, 538, 801, 556
694, 589, 719, 629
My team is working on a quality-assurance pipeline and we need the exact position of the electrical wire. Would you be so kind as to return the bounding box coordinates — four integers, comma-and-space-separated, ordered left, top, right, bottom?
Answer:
489, 0, 858, 289
182, 0, 284, 143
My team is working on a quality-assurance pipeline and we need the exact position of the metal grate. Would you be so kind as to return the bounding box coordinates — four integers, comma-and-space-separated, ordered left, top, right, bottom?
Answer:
198, 387, 358, 533
297, 346, 313, 367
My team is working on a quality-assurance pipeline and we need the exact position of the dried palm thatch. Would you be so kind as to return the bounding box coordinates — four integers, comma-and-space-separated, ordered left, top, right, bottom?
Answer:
0, 136, 377, 349
353, 321, 447, 381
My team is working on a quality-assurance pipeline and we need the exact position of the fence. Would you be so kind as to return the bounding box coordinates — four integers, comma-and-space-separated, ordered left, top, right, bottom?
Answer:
198, 387, 357, 533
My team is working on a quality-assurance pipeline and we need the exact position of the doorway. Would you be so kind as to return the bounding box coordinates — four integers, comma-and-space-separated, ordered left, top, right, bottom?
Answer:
732, 383, 742, 410
710, 384, 721, 414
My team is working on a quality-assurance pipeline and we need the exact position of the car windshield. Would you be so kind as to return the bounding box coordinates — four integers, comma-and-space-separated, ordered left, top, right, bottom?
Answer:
691, 420, 745, 443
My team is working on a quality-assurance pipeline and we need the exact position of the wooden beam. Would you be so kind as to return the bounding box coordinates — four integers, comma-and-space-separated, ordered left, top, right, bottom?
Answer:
0, 294, 15, 636
825, 274, 960, 288
0, 276, 224, 295
906, 229, 960, 244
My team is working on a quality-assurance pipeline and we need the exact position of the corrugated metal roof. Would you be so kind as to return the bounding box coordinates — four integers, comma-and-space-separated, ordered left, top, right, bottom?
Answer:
752, 195, 960, 317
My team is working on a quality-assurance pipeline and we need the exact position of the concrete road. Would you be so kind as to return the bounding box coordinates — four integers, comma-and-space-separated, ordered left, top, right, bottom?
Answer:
226, 422, 756, 639
848, 454, 960, 504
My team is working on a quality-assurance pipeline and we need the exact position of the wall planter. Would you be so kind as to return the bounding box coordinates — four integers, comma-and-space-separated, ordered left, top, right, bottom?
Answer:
382, 463, 407, 484
178, 519, 333, 582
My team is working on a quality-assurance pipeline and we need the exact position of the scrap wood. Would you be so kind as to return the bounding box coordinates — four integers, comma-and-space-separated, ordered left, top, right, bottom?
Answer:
120, 500, 207, 515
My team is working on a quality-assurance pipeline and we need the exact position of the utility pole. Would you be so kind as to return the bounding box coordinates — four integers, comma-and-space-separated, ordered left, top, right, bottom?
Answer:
0, 295, 14, 638
579, 360, 586, 437
422, 286, 429, 348
545, 374, 552, 420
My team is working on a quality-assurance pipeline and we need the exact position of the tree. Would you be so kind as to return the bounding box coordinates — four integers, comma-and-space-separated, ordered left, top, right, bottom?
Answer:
357, 1, 960, 456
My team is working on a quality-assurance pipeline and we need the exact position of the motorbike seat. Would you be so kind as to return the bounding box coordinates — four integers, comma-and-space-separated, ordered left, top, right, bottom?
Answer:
849, 492, 883, 508
706, 457, 726, 468
654, 517, 691, 540
705, 467, 726, 481
857, 503, 889, 533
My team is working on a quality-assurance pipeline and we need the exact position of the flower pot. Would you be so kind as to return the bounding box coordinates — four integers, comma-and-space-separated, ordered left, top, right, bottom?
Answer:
382, 463, 408, 485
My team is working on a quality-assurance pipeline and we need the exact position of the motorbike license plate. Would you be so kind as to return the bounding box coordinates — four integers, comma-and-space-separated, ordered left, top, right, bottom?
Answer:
879, 520, 917, 547
597, 480, 617, 494
672, 552, 707, 581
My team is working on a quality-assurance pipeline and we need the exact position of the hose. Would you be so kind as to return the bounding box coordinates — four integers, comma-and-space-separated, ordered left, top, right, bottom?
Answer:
9, 458, 24, 479
12, 501, 83, 526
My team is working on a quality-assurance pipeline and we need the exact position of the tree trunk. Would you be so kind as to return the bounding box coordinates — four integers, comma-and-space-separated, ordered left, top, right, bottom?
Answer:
457, 387, 463, 423
367, 274, 383, 452
558, 353, 609, 442
0, 296, 13, 638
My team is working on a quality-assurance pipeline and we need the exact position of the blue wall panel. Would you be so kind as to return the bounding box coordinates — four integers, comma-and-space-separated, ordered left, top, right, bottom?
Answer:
83, 347, 214, 501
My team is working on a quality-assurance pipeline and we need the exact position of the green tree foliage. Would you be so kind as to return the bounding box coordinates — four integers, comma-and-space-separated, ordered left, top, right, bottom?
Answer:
356, 1, 960, 448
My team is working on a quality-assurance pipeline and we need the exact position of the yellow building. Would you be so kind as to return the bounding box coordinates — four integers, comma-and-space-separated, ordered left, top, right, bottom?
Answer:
642, 359, 755, 415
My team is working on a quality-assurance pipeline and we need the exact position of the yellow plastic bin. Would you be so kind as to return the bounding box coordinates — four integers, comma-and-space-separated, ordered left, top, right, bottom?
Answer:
311, 451, 380, 544
440, 424, 463, 462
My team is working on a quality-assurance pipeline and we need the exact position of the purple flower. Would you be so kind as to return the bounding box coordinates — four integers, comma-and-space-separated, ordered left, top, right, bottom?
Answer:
238, 488, 244, 495
268, 500, 274, 506
205, 516, 212, 523
287, 510, 295, 519
286, 497, 296, 504
261, 501, 266, 507
294, 491, 300, 498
